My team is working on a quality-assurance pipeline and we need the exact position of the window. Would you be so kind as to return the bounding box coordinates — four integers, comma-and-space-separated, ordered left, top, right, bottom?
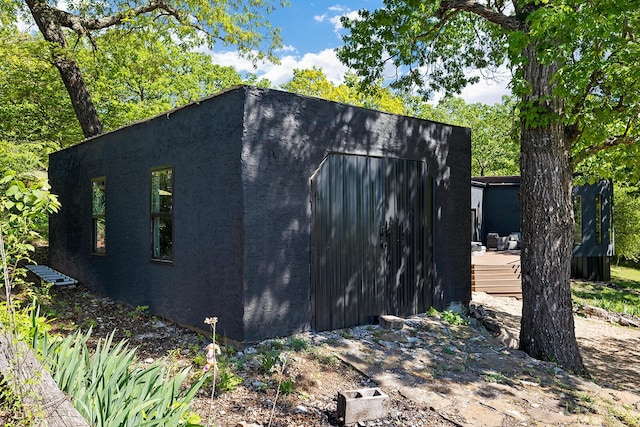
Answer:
92, 177, 106, 254
151, 167, 173, 261
595, 194, 602, 244
573, 195, 582, 245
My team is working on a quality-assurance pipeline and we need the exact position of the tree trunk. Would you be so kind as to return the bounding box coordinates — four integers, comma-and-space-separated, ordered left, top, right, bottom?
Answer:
518, 43, 588, 376
26, 0, 103, 139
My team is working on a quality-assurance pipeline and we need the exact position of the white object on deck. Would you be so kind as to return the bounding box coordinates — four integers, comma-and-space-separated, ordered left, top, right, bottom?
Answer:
26, 265, 78, 286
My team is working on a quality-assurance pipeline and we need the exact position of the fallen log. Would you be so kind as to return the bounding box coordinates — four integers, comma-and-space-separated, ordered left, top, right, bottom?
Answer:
0, 333, 89, 427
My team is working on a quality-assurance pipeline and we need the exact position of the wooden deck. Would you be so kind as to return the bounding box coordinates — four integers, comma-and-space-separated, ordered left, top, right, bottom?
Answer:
471, 250, 522, 298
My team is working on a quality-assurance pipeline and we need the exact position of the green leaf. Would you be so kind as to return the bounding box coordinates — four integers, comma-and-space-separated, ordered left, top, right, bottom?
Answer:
5, 184, 19, 197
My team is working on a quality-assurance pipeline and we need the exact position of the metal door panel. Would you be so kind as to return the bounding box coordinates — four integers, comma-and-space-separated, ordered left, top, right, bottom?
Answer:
311, 154, 432, 331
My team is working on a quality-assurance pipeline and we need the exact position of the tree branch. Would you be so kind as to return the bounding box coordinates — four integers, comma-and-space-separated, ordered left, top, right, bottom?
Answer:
50, 1, 180, 33
574, 132, 639, 164
440, 0, 523, 31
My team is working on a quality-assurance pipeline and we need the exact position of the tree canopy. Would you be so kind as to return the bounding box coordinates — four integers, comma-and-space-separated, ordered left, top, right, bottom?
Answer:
417, 96, 520, 176
3, 0, 287, 138
339, 0, 639, 374
75, 28, 246, 131
280, 67, 408, 115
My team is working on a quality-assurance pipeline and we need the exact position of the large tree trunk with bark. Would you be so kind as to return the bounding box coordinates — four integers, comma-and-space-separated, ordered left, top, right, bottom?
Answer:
26, 0, 103, 139
518, 43, 588, 376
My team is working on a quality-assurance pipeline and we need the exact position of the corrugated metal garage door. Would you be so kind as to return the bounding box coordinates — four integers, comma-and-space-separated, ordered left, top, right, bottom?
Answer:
311, 153, 432, 331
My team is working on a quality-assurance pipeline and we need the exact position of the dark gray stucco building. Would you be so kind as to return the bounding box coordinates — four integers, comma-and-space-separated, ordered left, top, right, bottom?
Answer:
49, 86, 471, 342
471, 176, 613, 281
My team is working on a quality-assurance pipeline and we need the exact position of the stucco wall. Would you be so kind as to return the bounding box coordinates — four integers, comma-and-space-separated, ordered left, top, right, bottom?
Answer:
482, 185, 521, 239
50, 86, 471, 341
239, 87, 471, 339
50, 88, 247, 339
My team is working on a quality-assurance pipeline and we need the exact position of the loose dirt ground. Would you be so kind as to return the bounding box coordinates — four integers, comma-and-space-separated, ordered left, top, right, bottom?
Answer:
40, 285, 640, 426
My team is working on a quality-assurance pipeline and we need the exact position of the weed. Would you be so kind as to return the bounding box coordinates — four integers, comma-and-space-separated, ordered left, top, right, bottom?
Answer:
267, 353, 289, 427
442, 346, 456, 355
426, 307, 469, 326
441, 310, 469, 326
577, 392, 595, 404
260, 350, 281, 374
484, 371, 507, 384
340, 331, 353, 339
135, 305, 149, 315
287, 336, 308, 352
0, 374, 36, 426
270, 339, 285, 350
216, 357, 243, 392
278, 377, 296, 395
314, 353, 338, 366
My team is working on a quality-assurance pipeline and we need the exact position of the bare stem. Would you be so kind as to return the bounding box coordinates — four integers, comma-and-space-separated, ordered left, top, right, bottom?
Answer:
267, 354, 288, 427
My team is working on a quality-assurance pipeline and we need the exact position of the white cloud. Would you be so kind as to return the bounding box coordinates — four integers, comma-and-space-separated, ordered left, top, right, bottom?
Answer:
313, 13, 327, 22
206, 47, 511, 104
205, 50, 258, 73
330, 10, 360, 33
328, 5, 348, 12
459, 77, 511, 105
277, 44, 298, 53
207, 48, 348, 87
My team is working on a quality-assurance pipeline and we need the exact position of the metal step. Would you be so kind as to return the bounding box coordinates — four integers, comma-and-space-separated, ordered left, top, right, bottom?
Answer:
26, 265, 78, 286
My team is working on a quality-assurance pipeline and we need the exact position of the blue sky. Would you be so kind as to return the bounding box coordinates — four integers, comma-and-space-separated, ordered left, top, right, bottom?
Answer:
208, 2, 511, 104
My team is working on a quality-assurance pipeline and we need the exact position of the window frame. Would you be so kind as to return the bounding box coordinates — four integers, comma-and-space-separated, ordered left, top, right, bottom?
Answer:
91, 177, 106, 255
150, 166, 174, 263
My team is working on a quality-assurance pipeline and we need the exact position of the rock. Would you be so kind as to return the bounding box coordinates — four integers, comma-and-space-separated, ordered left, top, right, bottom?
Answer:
582, 305, 609, 319
296, 405, 308, 413
467, 304, 487, 320
379, 315, 404, 329
152, 320, 167, 328
469, 318, 482, 330
406, 336, 422, 346
619, 316, 640, 328
378, 340, 397, 350
483, 319, 501, 334
251, 380, 266, 390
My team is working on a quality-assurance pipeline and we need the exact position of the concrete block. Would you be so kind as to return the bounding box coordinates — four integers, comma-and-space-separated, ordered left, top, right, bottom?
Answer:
379, 315, 404, 329
337, 388, 389, 425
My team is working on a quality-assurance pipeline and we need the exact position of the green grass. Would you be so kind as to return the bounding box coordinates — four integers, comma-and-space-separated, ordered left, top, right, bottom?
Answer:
571, 265, 640, 317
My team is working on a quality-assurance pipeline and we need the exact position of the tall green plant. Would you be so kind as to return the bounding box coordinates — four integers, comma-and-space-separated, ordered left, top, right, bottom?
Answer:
36, 329, 205, 427
0, 170, 60, 292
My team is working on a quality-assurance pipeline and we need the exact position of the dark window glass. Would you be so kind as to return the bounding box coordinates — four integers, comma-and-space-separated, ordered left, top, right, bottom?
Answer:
92, 178, 106, 254
595, 194, 602, 244
573, 195, 582, 245
151, 168, 173, 261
